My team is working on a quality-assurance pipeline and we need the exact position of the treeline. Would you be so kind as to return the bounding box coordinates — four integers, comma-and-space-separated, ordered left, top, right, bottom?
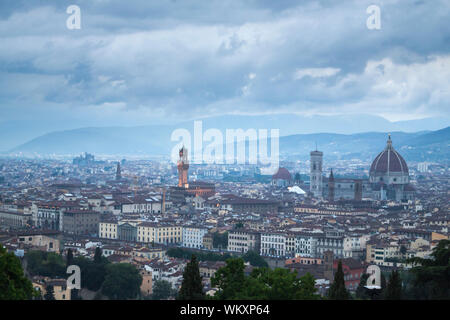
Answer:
167, 247, 233, 262
175, 255, 319, 300
25, 247, 143, 300
166, 248, 268, 267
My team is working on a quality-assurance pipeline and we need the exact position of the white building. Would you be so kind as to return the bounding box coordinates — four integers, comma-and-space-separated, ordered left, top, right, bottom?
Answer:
260, 232, 286, 257
182, 226, 208, 249
295, 234, 317, 257
343, 234, 370, 258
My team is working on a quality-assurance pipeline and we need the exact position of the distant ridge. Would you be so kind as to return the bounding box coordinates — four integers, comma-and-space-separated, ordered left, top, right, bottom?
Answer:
1, 113, 449, 152
7, 123, 449, 162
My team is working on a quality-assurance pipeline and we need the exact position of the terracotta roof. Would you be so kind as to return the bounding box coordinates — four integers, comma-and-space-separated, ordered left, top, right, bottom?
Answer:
272, 167, 292, 180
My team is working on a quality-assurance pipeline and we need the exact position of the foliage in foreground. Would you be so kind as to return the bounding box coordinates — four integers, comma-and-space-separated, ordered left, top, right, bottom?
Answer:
210, 258, 320, 300
0, 245, 34, 300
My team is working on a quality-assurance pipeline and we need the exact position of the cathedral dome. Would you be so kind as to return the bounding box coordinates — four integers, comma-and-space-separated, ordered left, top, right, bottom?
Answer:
272, 167, 292, 181
370, 135, 409, 175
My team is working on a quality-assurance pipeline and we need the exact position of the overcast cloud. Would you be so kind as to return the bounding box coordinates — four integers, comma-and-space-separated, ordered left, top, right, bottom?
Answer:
0, 0, 449, 128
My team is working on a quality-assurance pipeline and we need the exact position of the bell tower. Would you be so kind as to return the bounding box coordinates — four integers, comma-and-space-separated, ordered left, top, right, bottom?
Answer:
310, 149, 323, 198
115, 162, 122, 181
177, 146, 189, 188
328, 169, 335, 202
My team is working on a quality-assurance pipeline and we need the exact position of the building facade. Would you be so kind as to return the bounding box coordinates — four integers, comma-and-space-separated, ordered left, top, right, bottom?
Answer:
63, 210, 99, 235
228, 230, 261, 254
182, 226, 208, 249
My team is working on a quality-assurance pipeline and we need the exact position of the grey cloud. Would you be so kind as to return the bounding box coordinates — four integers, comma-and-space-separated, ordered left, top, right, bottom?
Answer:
0, 0, 449, 127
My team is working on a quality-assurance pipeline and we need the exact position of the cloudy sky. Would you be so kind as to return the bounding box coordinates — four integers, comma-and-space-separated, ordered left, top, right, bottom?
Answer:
0, 0, 449, 130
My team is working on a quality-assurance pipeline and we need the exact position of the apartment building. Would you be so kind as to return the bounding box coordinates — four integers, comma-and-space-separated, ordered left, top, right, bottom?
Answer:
137, 222, 182, 245
63, 209, 99, 235
182, 226, 208, 249
228, 229, 261, 254
260, 232, 286, 257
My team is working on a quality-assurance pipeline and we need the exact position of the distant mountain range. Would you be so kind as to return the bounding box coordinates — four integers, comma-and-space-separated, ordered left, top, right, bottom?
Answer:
279, 127, 450, 162
4, 114, 450, 162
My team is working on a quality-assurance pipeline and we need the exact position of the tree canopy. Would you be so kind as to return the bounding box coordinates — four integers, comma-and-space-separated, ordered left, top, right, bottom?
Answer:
152, 279, 177, 300
101, 263, 142, 300
73, 255, 108, 291
0, 245, 34, 300
242, 250, 268, 268
167, 247, 232, 262
385, 269, 403, 300
25, 250, 65, 278
211, 257, 320, 300
212, 232, 228, 249
407, 239, 450, 299
44, 285, 55, 300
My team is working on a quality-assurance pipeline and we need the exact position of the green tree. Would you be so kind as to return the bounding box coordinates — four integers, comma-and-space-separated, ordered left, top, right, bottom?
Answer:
0, 245, 34, 300
167, 247, 232, 262
44, 285, 55, 300
244, 268, 319, 300
211, 258, 246, 299
211, 258, 320, 300
101, 263, 142, 300
72, 256, 107, 291
385, 269, 402, 300
152, 280, 177, 300
177, 255, 205, 300
66, 249, 73, 267
328, 260, 350, 300
242, 250, 268, 268
71, 288, 82, 300
94, 247, 102, 264
234, 222, 244, 229
407, 239, 450, 299
355, 273, 370, 300
25, 251, 65, 278
378, 273, 387, 300
213, 232, 228, 250
296, 272, 320, 300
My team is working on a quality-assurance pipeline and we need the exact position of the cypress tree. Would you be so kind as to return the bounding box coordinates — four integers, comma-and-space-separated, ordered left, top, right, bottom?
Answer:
328, 260, 350, 300
94, 247, 102, 263
44, 285, 55, 300
355, 273, 370, 300
66, 248, 74, 267
177, 255, 205, 300
385, 270, 402, 300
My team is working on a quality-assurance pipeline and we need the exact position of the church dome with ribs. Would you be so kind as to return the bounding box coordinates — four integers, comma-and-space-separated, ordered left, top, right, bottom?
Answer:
370, 135, 408, 175
272, 167, 292, 180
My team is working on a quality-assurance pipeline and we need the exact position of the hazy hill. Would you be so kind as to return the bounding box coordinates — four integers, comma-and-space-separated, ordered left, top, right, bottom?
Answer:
8, 121, 449, 162
2, 113, 449, 152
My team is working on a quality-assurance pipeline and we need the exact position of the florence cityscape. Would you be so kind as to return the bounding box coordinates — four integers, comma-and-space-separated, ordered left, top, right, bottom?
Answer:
0, 0, 449, 308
